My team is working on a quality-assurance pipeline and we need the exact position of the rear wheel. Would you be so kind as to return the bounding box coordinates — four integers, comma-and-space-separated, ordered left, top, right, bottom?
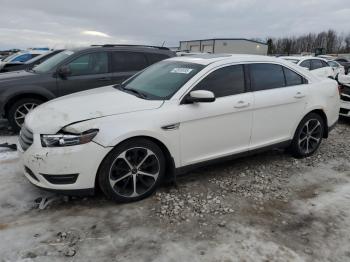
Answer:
289, 113, 325, 158
8, 98, 43, 132
98, 138, 165, 203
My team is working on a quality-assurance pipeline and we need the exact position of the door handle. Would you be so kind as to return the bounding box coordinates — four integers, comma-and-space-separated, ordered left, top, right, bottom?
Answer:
234, 101, 250, 109
294, 92, 305, 99
98, 77, 111, 81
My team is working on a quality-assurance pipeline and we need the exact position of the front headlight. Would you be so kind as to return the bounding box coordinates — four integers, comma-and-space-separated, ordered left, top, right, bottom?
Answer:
41, 129, 99, 147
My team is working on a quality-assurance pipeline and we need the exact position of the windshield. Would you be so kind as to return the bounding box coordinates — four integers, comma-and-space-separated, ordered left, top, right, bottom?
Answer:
121, 60, 205, 100
34, 50, 74, 73
2, 53, 19, 62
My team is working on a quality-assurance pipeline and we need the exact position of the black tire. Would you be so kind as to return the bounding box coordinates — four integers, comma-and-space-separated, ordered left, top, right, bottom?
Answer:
98, 138, 166, 203
289, 113, 325, 158
7, 98, 43, 132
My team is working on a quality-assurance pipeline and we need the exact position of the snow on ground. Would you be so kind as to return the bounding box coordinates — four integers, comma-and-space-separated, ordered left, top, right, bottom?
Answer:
0, 119, 350, 261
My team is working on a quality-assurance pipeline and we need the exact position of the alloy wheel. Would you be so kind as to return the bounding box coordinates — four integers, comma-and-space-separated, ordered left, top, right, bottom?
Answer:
298, 119, 322, 154
108, 147, 160, 198
14, 103, 38, 127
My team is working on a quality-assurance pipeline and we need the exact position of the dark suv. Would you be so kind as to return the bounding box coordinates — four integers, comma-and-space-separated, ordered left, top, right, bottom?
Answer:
0, 45, 175, 131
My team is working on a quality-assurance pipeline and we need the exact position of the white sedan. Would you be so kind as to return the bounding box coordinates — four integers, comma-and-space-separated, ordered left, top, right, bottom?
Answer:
18, 54, 340, 202
280, 56, 335, 78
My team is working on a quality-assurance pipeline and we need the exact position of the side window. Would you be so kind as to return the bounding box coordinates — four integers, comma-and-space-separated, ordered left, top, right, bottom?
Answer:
300, 60, 311, 70
67, 52, 108, 76
283, 67, 304, 86
112, 52, 148, 72
311, 59, 323, 70
321, 60, 329, 67
250, 63, 285, 91
192, 65, 245, 98
146, 53, 170, 65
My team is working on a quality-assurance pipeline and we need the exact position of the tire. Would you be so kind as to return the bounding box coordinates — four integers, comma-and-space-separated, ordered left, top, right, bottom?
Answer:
98, 138, 166, 203
7, 98, 43, 132
289, 113, 325, 158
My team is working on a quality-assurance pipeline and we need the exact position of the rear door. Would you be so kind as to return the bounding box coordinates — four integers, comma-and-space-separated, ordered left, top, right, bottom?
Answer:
249, 63, 308, 149
57, 51, 113, 96
110, 51, 148, 84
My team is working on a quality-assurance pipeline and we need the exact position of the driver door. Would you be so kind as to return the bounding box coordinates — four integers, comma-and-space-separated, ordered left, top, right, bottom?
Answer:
178, 64, 253, 166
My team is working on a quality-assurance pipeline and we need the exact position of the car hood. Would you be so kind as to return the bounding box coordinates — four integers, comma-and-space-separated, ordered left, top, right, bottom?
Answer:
25, 86, 164, 134
0, 69, 35, 81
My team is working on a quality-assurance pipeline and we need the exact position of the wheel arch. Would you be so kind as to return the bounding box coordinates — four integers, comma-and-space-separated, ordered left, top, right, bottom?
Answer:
95, 135, 176, 190
4, 92, 51, 117
298, 108, 329, 138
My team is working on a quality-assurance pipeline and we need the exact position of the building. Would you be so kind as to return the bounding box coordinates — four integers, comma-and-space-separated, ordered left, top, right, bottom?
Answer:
179, 38, 268, 55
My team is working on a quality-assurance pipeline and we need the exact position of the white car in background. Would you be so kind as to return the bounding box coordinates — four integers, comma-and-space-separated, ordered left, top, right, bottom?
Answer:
280, 56, 335, 78
327, 60, 345, 76
18, 54, 340, 202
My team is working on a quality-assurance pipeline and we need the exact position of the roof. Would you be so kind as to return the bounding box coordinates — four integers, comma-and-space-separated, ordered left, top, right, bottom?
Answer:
180, 38, 267, 46
169, 54, 286, 65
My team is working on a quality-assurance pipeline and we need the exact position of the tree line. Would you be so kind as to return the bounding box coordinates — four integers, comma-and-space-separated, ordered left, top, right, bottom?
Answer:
264, 30, 350, 55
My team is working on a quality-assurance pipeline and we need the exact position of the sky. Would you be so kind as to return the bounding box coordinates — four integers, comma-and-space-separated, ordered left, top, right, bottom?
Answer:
0, 0, 349, 50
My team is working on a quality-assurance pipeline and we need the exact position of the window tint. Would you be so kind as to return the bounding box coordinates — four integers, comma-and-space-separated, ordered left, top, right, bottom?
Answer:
193, 65, 245, 97
321, 60, 329, 67
146, 53, 170, 65
300, 60, 311, 69
67, 52, 108, 76
283, 67, 304, 86
250, 63, 285, 91
311, 59, 323, 70
112, 52, 148, 72
328, 61, 338, 67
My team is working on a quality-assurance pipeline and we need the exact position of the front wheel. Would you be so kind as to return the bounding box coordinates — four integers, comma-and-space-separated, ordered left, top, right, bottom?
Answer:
289, 113, 325, 158
98, 138, 165, 203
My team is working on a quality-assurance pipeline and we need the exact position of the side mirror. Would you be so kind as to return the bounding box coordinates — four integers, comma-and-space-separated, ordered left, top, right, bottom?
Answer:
57, 66, 71, 78
186, 90, 215, 103
301, 66, 309, 70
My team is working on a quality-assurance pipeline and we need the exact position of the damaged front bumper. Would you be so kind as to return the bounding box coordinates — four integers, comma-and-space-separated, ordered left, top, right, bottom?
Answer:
18, 132, 112, 195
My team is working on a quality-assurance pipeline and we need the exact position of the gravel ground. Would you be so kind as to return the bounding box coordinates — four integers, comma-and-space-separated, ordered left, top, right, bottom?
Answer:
0, 118, 350, 261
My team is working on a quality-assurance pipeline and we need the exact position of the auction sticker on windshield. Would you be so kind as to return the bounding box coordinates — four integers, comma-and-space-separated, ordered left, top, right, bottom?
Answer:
170, 68, 194, 74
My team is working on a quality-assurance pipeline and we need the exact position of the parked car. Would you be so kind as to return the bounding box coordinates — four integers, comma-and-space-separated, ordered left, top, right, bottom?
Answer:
0, 50, 64, 73
338, 74, 350, 118
18, 54, 340, 202
327, 60, 345, 76
0, 50, 49, 70
280, 56, 334, 78
334, 57, 350, 74
0, 45, 175, 131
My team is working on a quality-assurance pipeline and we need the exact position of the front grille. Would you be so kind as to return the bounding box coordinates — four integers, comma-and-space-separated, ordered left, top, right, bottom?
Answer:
41, 173, 79, 184
19, 125, 34, 151
341, 93, 350, 102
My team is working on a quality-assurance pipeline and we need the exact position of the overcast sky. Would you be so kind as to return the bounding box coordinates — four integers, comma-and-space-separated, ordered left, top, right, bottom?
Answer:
0, 0, 349, 50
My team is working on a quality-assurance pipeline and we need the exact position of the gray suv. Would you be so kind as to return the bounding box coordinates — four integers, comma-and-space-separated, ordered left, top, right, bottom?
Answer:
0, 45, 175, 131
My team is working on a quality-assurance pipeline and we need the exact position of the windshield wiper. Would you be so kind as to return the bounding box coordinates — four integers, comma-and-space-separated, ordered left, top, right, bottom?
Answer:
116, 84, 148, 99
